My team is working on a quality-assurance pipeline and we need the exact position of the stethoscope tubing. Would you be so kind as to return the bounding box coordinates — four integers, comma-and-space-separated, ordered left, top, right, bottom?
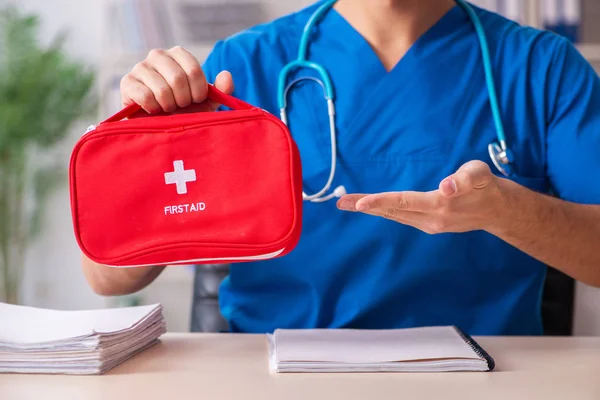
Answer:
278, 0, 514, 202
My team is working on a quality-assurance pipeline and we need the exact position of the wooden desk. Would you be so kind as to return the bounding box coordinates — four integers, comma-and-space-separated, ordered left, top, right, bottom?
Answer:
1, 333, 599, 400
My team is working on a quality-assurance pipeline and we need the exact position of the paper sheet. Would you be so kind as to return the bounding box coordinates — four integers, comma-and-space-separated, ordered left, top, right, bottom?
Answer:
0, 303, 161, 345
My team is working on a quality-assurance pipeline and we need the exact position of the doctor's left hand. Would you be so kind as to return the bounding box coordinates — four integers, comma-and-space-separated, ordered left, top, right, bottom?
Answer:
337, 160, 510, 234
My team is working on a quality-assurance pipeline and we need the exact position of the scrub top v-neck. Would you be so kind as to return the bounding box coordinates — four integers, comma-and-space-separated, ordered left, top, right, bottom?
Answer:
197, 1, 600, 335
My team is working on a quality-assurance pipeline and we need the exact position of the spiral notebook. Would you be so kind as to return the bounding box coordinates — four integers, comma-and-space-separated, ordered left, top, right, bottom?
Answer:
267, 325, 495, 373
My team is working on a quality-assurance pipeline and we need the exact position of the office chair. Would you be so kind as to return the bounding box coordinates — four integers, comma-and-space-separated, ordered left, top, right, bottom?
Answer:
541, 267, 575, 336
190, 264, 230, 332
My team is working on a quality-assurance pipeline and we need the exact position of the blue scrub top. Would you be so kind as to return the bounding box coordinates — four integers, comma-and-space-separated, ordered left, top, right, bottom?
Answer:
199, 1, 600, 335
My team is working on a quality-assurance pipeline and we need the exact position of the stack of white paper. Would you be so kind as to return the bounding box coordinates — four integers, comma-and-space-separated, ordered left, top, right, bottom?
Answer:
0, 302, 166, 375
267, 326, 494, 373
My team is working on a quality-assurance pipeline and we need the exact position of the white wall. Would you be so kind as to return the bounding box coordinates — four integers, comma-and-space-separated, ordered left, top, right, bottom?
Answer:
4, 0, 106, 64
5, 0, 600, 336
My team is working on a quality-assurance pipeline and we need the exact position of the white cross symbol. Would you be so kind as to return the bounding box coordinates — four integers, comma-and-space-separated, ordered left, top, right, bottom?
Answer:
164, 160, 196, 195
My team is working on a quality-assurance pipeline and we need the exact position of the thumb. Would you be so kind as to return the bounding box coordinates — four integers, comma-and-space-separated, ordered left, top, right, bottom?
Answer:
206, 70, 235, 111
439, 160, 493, 197
214, 70, 235, 94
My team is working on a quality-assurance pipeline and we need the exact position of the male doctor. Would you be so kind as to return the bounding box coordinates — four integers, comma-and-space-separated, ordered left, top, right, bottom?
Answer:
82, 0, 600, 335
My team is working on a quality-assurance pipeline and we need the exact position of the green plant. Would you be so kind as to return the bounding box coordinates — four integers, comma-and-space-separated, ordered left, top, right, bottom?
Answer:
0, 7, 96, 304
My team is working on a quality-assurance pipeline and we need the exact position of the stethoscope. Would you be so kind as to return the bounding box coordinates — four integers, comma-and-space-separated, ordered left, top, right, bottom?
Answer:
278, 0, 514, 203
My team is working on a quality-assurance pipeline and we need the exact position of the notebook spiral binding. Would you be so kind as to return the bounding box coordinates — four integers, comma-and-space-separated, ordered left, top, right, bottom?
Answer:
454, 327, 496, 371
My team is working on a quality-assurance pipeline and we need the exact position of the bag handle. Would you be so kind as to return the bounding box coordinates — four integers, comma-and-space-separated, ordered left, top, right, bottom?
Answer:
102, 84, 256, 124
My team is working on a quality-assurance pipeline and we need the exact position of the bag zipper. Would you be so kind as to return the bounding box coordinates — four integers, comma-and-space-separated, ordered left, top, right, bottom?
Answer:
81, 107, 268, 137
84, 124, 96, 135
105, 248, 286, 268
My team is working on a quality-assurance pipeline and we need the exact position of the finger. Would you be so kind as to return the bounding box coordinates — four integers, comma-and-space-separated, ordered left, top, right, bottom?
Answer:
131, 60, 177, 112
361, 208, 440, 234
336, 194, 369, 211
148, 49, 192, 109
354, 191, 437, 213
440, 160, 493, 197
154, 69, 236, 116
363, 207, 424, 224
365, 207, 455, 235
120, 75, 162, 114
167, 46, 207, 104
338, 193, 447, 234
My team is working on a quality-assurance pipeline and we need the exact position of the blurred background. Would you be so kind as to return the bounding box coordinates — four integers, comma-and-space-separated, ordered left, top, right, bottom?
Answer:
0, 0, 599, 336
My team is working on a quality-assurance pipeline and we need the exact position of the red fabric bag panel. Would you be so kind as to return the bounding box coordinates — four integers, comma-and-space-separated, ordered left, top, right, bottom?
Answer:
69, 86, 303, 267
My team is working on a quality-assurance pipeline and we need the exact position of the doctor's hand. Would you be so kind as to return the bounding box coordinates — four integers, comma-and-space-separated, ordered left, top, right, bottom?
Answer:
337, 161, 509, 234
120, 46, 234, 115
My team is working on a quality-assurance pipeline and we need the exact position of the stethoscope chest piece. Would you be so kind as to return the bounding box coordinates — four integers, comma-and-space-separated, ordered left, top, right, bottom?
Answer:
488, 142, 514, 177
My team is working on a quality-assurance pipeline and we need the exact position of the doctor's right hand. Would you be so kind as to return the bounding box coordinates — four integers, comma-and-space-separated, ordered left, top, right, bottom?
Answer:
81, 47, 234, 298
120, 46, 234, 115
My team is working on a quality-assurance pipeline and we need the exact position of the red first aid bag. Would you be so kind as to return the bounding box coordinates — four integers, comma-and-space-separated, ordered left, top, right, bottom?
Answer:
69, 85, 303, 267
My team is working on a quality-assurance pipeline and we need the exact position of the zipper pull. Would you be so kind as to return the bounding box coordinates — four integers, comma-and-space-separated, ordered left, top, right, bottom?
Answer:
83, 124, 97, 136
